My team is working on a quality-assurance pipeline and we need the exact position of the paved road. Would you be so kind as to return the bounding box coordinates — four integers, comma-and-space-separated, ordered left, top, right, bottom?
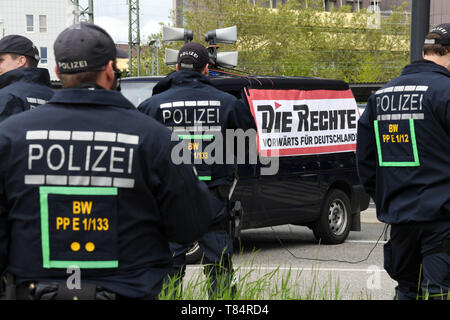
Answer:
185, 208, 398, 300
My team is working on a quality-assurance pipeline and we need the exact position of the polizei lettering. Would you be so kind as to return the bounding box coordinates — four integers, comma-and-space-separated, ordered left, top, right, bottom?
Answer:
28, 144, 134, 173
162, 107, 219, 125
58, 60, 88, 70
25, 130, 138, 188
373, 85, 428, 120
376, 93, 424, 113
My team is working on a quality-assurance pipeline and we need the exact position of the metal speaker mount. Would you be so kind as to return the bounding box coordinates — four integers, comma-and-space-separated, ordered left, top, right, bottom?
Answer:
204, 26, 237, 44
216, 51, 238, 68
164, 48, 179, 65
162, 26, 193, 43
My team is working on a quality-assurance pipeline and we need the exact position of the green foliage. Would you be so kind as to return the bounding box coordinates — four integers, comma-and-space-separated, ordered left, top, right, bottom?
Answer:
157, 252, 355, 300
137, 0, 410, 83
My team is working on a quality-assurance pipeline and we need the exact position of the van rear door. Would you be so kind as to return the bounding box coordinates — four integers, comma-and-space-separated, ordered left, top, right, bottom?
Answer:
244, 87, 359, 228
253, 155, 320, 228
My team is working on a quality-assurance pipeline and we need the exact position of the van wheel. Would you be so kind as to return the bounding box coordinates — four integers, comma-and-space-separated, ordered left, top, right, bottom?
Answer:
313, 189, 352, 244
185, 242, 203, 264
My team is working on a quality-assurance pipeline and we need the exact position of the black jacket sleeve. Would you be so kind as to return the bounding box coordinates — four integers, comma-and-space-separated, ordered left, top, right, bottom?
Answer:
137, 98, 159, 119
432, 90, 450, 138
137, 100, 148, 114
0, 129, 10, 276
227, 98, 257, 131
356, 98, 377, 200
0, 94, 27, 123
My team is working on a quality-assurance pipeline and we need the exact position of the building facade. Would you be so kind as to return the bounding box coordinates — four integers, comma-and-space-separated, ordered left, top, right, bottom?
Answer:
320, 0, 448, 27
0, 0, 75, 81
173, 0, 449, 29
430, 0, 450, 26
173, 0, 188, 28
322, 0, 409, 12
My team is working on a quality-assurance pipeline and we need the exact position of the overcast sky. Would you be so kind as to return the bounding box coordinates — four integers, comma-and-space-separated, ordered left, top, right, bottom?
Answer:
79, 0, 173, 44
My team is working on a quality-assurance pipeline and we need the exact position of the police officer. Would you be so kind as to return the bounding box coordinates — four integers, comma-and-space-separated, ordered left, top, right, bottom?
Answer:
0, 35, 53, 122
0, 22, 225, 300
357, 23, 450, 300
138, 42, 256, 297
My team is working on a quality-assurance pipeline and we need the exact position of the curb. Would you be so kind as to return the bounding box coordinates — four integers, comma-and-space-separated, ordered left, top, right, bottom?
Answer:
360, 208, 381, 224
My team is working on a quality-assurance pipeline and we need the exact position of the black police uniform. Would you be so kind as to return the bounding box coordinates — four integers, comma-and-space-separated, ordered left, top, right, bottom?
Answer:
0, 85, 225, 299
357, 60, 450, 299
0, 67, 53, 122
141, 70, 256, 187
138, 70, 256, 295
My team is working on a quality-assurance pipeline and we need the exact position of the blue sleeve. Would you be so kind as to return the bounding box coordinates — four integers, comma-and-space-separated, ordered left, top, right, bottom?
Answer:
143, 125, 225, 243
0, 94, 27, 123
137, 100, 148, 114
435, 91, 450, 137
227, 98, 256, 131
446, 99, 450, 137
0, 187, 6, 276
137, 98, 158, 118
0, 130, 9, 275
356, 98, 377, 200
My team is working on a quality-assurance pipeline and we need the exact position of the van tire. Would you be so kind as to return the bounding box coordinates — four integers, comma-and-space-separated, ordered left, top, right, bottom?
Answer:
185, 241, 203, 264
313, 189, 352, 244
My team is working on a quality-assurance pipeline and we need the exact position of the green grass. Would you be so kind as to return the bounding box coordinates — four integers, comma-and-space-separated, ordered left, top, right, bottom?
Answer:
158, 251, 363, 300
157, 255, 450, 300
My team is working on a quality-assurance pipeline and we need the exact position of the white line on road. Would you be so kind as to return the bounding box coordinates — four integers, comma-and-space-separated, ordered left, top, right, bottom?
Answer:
345, 240, 387, 244
186, 265, 388, 273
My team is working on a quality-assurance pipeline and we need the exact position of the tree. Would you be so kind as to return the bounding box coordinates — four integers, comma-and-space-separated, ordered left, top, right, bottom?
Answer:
136, 0, 410, 83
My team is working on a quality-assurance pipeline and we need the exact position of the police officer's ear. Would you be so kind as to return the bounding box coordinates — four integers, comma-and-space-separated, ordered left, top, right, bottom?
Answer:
54, 66, 61, 80
8, 54, 27, 69
16, 55, 28, 68
96, 60, 115, 90
202, 64, 209, 76
104, 60, 115, 84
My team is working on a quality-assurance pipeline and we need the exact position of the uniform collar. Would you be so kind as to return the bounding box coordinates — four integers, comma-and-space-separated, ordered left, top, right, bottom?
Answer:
0, 67, 51, 89
152, 70, 214, 95
49, 86, 136, 109
401, 60, 450, 78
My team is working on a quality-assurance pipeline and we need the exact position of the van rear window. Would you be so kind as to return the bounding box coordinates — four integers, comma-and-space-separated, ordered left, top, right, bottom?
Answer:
120, 81, 157, 107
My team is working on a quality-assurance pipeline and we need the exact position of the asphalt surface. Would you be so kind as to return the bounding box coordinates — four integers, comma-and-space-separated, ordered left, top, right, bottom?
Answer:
185, 207, 398, 300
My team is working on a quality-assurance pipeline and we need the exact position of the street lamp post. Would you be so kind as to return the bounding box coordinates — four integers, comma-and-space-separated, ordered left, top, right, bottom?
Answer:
149, 38, 161, 76
410, 0, 430, 63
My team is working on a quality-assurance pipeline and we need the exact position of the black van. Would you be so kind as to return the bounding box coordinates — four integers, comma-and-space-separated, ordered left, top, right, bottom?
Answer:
119, 74, 370, 260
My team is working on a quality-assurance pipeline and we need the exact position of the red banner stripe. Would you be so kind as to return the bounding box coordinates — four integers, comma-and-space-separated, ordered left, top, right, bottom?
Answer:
247, 89, 355, 100
259, 144, 356, 157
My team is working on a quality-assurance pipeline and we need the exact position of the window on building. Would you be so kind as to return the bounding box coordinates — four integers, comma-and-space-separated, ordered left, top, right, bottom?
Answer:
39, 15, 47, 33
346, 0, 362, 11
356, 0, 362, 10
259, 0, 270, 8
273, 0, 287, 7
369, 0, 380, 12
40, 47, 47, 64
346, 1, 354, 10
325, 0, 337, 11
26, 15, 34, 32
